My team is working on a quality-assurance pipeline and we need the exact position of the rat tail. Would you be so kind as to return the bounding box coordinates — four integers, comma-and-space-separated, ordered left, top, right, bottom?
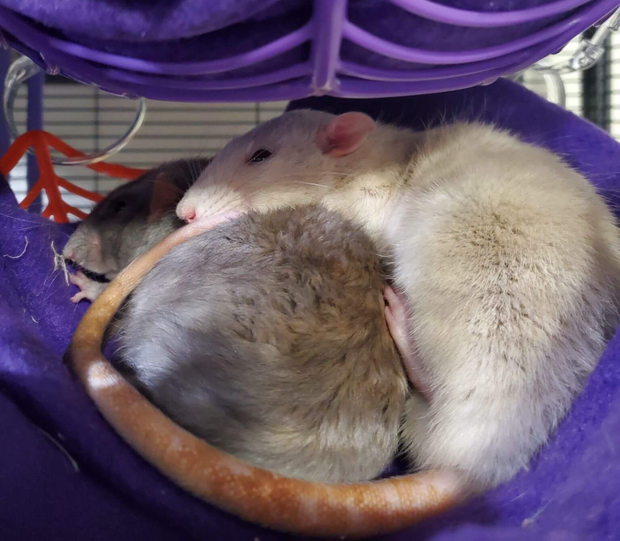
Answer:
67, 219, 466, 538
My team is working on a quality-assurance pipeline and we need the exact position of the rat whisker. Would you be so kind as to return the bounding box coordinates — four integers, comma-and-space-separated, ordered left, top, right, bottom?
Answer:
290, 181, 331, 189
285, 171, 352, 178
140, 178, 186, 196
17, 224, 48, 233
40, 281, 69, 304
0, 211, 47, 224
42, 269, 65, 294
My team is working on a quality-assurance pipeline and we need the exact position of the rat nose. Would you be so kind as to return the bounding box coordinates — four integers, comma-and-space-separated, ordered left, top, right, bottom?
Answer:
65, 248, 75, 260
177, 203, 197, 224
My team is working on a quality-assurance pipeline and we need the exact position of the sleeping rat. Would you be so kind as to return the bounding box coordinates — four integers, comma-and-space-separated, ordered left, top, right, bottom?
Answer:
175, 111, 620, 490
115, 204, 409, 483
63, 157, 210, 303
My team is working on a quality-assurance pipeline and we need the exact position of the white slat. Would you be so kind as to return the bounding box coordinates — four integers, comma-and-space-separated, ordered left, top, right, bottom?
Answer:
3, 38, 599, 220
8, 84, 286, 219
520, 37, 583, 116
609, 32, 620, 138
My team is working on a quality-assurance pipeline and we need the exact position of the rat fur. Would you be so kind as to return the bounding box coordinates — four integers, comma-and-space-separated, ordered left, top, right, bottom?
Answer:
63, 158, 210, 302
115, 204, 408, 483
176, 111, 620, 489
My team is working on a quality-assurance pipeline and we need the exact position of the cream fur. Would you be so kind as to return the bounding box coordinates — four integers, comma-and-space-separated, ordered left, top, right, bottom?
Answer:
178, 112, 620, 489
385, 123, 620, 487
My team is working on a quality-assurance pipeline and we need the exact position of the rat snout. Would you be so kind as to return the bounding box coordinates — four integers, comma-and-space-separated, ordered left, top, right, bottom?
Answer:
177, 182, 247, 225
176, 200, 197, 223
63, 228, 105, 273
62, 238, 78, 261
176, 190, 210, 223
64, 246, 76, 261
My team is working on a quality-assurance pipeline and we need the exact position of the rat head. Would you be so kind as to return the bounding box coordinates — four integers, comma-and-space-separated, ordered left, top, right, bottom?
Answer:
176, 110, 377, 223
63, 158, 209, 279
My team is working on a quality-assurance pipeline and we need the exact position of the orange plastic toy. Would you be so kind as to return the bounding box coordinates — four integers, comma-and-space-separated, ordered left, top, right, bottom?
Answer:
0, 130, 147, 222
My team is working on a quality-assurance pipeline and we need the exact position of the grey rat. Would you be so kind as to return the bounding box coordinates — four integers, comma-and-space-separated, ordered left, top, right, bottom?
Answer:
115, 204, 409, 483
175, 110, 620, 490
63, 158, 210, 302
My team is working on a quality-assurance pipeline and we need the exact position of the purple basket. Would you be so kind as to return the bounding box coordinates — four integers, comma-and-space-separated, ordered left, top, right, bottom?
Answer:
0, 0, 618, 102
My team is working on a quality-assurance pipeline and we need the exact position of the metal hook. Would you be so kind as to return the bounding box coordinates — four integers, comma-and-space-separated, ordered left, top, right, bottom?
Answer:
543, 71, 566, 108
3, 55, 146, 166
531, 7, 620, 75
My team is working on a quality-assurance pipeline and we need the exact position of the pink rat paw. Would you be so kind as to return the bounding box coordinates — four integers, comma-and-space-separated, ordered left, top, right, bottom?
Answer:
384, 285, 433, 401
69, 270, 107, 303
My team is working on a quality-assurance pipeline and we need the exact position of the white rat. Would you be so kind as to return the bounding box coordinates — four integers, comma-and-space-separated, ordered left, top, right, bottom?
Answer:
176, 110, 620, 490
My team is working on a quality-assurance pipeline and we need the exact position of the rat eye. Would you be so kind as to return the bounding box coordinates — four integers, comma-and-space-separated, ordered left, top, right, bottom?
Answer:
249, 149, 273, 164
112, 200, 127, 213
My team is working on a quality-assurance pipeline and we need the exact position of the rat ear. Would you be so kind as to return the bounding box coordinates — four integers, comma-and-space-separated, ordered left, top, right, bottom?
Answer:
148, 173, 179, 223
316, 112, 376, 157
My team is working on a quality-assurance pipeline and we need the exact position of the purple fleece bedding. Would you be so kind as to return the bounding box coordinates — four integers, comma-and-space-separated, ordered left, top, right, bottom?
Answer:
0, 0, 587, 74
1, 78, 619, 540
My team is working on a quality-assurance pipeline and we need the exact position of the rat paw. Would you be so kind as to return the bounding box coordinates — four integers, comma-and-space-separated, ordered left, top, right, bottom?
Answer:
384, 285, 432, 401
69, 270, 107, 303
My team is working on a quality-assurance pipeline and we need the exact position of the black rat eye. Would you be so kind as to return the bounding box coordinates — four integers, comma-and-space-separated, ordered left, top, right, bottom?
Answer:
249, 149, 273, 163
112, 200, 127, 213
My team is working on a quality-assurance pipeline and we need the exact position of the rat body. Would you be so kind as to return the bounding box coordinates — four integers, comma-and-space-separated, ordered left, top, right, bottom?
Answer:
67, 208, 461, 537
63, 158, 210, 302
176, 111, 620, 489
385, 123, 620, 488
115, 204, 408, 483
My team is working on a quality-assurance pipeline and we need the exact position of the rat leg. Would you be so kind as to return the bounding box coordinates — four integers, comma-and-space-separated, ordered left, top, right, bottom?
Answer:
69, 270, 108, 303
384, 286, 432, 401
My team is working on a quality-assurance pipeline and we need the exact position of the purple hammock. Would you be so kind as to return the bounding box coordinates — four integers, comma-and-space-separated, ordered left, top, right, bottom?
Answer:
0, 0, 618, 101
1, 78, 619, 540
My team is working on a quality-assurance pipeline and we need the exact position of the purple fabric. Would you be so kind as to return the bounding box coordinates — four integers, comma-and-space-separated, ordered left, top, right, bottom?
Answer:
1, 79, 620, 540
0, 0, 301, 42
0, 0, 580, 46
1, 0, 616, 101
0, 0, 608, 86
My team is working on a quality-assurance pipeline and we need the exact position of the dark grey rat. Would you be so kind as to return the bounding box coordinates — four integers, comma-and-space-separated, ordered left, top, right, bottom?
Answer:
115, 204, 409, 483
63, 158, 211, 302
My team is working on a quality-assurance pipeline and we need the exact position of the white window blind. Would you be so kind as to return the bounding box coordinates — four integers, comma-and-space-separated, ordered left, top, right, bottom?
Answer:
9, 84, 286, 216
520, 37, 584, 115
609, 32, 620, 139
5, 36, 607, 217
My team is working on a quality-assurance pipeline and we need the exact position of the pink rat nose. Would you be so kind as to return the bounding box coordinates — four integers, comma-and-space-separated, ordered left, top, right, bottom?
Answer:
178, 207, 196, 224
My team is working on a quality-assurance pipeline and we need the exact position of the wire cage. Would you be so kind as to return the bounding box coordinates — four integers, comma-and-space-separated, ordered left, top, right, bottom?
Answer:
2, 0, 619, 213
3, 2, 620, 539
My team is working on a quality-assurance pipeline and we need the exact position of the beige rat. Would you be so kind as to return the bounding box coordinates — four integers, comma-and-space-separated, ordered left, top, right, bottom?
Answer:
176, 111, 620, 489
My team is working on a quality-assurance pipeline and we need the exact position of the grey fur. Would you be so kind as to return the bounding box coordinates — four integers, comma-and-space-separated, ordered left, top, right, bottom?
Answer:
64, 158, 210, 280
116, 204, 408, 483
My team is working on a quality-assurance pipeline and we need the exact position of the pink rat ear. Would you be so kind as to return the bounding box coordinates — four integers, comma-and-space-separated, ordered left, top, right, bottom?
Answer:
148, 172, 179, 223
316, 112, 376, 157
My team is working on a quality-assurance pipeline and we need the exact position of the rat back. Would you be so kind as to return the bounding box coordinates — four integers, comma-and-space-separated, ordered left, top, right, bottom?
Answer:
116, 205, 408, 483
387, 123, 620, 488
